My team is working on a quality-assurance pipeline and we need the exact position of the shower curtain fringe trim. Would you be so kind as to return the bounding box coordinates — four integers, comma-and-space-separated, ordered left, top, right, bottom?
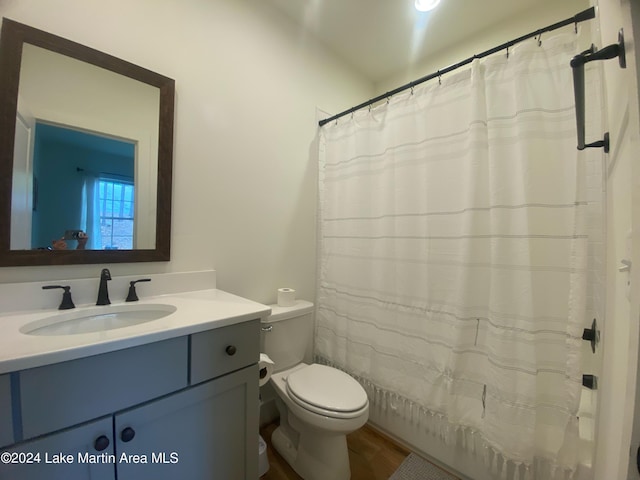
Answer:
316, 356, 577, 480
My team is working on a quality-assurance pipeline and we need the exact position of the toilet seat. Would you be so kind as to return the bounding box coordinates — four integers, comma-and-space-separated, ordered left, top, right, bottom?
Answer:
285, 364, 368, 419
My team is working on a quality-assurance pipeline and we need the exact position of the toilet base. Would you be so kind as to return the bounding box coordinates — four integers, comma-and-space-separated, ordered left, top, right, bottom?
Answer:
271, 426, 297, 467
268, 364, 368, 480
271, 423, 351, 480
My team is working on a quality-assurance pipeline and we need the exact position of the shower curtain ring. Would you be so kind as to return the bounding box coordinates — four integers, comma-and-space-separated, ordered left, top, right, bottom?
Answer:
410, 86, 415, 95
537, 33, 543, 46
437, 71, 441, 85
506, 46, 509, 59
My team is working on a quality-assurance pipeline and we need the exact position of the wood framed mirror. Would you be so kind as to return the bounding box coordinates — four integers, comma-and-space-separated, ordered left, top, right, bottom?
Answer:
0, 18, 174, 266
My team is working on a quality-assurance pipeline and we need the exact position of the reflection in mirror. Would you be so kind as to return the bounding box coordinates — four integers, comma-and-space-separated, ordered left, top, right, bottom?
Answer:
27, 123, 136, 251
0, 18, 175, 266
13, 43, 159, 251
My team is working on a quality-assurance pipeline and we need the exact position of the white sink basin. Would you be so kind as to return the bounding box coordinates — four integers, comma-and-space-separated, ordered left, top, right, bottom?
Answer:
20, 304, 177, 336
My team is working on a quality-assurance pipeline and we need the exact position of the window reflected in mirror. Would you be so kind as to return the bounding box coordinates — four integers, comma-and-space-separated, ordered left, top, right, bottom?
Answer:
98, 178, 135, 250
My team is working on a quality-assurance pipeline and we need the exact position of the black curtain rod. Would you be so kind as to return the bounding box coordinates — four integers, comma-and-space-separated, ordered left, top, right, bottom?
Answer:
319, 6, 596, 127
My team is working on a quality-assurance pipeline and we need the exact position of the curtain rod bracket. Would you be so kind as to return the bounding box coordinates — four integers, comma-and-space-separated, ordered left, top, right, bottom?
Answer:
571, 30, 626, 69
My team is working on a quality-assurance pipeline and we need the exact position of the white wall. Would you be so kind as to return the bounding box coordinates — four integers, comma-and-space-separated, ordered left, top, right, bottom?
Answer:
590, 0, 640, 478
375, 0, 590, 94
0, 0, 373, 304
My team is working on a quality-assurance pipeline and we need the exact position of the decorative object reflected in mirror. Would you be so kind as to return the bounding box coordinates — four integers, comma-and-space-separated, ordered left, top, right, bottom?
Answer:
0, 18, 174, 266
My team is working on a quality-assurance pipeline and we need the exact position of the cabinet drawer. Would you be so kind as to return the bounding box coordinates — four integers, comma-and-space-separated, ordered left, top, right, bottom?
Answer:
190, 320, 259, 384
0, 374, 13, 447
20, 337, 188, 440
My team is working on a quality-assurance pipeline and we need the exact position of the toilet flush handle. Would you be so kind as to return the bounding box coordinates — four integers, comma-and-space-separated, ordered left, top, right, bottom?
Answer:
261, 325, 273, 332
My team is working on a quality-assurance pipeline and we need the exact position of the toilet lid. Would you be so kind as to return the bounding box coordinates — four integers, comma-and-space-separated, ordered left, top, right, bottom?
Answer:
286, 364, 368, 413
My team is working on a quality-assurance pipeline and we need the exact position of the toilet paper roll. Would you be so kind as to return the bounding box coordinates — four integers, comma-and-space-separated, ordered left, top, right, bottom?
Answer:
259, 353, 275, 386
277, 288, 296, 307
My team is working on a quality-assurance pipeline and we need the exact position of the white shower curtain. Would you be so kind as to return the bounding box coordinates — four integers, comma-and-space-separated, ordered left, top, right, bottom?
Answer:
317, 33, 603, 480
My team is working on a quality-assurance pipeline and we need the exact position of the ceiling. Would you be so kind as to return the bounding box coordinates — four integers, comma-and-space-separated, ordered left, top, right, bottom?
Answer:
263, 0, 572, 83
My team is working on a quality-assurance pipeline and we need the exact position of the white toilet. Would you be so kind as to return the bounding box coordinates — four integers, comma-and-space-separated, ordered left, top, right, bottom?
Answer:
261, 300, 369, 480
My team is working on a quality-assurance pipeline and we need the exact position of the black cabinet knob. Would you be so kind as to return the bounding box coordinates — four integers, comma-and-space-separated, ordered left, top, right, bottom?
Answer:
120, 427, 136, 443
94, 435, 110, 452
225, 345, 237, 356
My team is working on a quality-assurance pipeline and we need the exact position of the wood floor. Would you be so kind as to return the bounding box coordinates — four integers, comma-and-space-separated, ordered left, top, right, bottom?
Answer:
259, 422, 410, 480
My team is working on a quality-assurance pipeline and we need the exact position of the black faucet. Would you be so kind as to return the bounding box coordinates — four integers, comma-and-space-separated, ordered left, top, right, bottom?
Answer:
42, 285, 75, 310
96, 268, 111, 305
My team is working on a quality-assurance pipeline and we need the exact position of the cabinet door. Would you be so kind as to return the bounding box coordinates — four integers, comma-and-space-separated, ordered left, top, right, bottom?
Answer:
115, 363, 258, 480
0, 416, 113, 480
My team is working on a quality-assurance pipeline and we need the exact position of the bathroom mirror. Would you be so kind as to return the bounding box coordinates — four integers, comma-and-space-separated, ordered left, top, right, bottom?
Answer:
0, 18, 175, 266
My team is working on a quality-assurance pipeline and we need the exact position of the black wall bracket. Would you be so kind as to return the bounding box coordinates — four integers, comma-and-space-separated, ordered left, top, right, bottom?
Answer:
582, 374, 598, 390
570, 29, 626, 152
582, 318, 600, 353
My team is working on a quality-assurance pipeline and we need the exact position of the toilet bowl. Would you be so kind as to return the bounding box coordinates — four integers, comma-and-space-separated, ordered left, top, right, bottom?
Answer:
261, 301, 369, 480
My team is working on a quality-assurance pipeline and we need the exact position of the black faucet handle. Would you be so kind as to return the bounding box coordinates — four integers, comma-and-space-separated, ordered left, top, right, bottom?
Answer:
126, 279, 151, 302
42, 285, 75, 310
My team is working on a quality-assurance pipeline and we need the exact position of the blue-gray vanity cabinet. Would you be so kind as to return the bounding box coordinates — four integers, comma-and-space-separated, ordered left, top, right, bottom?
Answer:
0, 375, 13, 448
0, 318, 260, 479
115, 363, 259, 480
0, 416, 113, 480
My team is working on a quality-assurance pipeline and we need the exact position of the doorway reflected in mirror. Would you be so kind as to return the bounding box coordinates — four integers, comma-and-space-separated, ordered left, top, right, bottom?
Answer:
22, 122, 136, 251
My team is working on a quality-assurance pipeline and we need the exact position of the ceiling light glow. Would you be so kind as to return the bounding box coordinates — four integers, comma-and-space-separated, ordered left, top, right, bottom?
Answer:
414, 0, 440, 12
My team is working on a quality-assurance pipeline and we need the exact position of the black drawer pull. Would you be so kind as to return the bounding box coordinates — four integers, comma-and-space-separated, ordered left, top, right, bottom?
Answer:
94, 435, 110, 451
225, 345, 237, 356
120, 427, 136, 443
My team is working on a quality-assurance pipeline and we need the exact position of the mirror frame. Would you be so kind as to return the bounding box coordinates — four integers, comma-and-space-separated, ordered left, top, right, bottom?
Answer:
0, 18, 174, 266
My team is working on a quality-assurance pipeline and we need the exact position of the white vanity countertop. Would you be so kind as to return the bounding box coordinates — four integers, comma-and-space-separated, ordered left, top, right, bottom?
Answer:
0, 288, 271, 374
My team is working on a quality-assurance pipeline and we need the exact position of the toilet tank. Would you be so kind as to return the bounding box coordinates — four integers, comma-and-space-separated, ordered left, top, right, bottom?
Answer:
261, 300, 314, 372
